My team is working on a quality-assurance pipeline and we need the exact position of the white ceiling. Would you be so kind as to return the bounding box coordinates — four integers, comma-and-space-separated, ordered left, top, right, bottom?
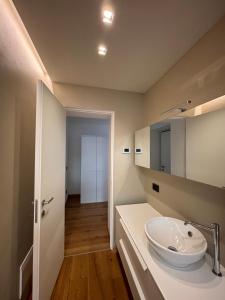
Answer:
13, 0, 225, 93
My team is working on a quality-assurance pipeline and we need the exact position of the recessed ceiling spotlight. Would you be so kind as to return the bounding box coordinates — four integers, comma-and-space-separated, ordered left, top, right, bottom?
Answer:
98, 45, 107, 56
103, 10, 114, 24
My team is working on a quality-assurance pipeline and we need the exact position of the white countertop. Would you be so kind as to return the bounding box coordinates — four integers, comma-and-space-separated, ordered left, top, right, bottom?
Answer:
116, 203, 225, 300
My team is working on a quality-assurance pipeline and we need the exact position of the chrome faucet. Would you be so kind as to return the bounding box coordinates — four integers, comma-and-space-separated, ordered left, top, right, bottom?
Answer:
184, 221, 222, 277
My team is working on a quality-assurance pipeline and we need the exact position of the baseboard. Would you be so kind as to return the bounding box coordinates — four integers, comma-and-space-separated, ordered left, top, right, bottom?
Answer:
19, 246, 33, 299
68, 194, 80, 197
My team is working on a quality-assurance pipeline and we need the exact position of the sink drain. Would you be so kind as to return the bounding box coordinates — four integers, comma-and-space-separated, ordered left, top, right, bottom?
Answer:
168, 246, 178, 252
188, 231, 193, 237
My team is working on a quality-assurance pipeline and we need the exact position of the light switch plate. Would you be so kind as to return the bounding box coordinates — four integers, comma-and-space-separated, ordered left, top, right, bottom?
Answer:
135, 148, 142, 154
122, 147, 131, 154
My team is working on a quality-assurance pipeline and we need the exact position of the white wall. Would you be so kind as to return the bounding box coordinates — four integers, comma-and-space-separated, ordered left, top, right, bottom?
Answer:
135, 127, 150, 168
66, 117, 109, 195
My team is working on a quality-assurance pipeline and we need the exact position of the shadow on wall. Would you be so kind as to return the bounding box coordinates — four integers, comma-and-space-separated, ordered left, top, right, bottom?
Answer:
138, 167, 225, 266
0, 90, 35, 300
0, 1, 52, 298
180, 55, 225, 94
114, 164, 146, 206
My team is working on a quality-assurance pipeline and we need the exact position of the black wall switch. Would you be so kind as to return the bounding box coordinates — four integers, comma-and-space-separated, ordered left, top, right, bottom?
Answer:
152, 183, 159, 192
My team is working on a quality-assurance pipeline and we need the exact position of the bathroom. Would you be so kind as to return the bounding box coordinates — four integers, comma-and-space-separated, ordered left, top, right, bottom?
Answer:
1, 0, 225, 299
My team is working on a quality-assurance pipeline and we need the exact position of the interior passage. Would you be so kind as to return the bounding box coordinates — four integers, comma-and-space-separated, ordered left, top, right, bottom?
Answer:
65, 195, 110, 256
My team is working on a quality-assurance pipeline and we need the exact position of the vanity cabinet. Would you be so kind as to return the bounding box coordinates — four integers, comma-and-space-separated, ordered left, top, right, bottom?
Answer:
116, 203, 225, 300
116, 210, 163, 300
134, 127, 150, 168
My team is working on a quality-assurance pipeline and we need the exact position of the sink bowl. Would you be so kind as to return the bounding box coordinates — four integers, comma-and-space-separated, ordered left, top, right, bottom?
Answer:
145, 217, 207, 268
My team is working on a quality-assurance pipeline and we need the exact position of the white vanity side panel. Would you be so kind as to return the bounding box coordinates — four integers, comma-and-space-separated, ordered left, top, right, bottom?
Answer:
135, 127, 150, 168
116, 211, 164, 300
116, 203, 225, 300
116, 212, 143, 300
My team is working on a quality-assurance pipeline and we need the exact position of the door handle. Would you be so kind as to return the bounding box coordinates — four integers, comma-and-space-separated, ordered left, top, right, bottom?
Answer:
42, 197, 54, 207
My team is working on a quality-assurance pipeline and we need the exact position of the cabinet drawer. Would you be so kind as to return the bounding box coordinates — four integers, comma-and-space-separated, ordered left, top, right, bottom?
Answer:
116, 212, 164, 300
117, 238, 145, 300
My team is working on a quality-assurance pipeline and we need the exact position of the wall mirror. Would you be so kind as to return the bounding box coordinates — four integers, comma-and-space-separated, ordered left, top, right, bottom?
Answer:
150, 95, 225, 188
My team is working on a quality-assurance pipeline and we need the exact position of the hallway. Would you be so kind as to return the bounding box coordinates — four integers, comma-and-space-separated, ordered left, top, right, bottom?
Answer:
65, 195, 110, 256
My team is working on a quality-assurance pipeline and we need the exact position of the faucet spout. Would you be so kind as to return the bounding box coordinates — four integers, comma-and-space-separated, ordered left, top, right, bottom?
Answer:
184, 221, 222, 277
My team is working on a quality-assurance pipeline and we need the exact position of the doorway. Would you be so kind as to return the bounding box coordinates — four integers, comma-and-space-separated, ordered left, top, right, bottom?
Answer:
65, 108, 115, 251
33, 82, 115, 300
65, 114, 112, 256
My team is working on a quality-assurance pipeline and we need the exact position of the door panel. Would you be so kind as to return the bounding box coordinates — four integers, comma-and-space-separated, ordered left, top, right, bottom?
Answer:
81, 135, 108, 203
96, 171, 107, 202
33, 81, 66, 300
81, 170, 97, 203
97, 136, 108, 202
81, 136, 97, 203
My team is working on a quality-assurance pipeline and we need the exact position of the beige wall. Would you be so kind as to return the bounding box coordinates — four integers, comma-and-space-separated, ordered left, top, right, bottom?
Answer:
0, 1, 51, 299
53, 83, 146, 205
141, 16, 225, 264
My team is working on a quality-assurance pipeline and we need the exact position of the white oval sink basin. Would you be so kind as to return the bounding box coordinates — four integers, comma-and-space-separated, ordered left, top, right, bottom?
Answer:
145, 217, 207, 268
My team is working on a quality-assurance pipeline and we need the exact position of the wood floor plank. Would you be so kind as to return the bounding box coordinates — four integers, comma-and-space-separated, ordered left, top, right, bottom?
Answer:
51, 250, 132, 300
64, 195, 110, 256
68, 255, 88, 300
51, 195, 132, 299
89, 250, 131, 300
51, 257, 72, 300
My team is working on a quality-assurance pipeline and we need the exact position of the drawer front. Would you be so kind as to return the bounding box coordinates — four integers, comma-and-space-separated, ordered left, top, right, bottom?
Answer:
117, 238, 145, 300
116, 212, 164, 300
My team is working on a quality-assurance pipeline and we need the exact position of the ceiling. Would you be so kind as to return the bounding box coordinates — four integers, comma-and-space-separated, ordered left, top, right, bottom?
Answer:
66, 110, 110, 119
13, 0, 225, 93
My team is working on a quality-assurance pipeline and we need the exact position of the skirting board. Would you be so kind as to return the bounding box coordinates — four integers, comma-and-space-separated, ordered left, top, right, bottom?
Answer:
19, 245, 33, 299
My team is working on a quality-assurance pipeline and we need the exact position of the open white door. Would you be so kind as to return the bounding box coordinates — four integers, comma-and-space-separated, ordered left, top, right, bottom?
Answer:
33, 81, 66, 300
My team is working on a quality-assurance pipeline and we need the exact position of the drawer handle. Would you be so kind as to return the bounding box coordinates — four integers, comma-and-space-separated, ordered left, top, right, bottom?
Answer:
119, 239, 146, 300
120, 219, 147, 272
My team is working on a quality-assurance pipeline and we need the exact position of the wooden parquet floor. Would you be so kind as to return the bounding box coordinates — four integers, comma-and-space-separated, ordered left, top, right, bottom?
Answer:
51, 249, 132, 300
64, 195, 110, 256
30, 196, 132, 300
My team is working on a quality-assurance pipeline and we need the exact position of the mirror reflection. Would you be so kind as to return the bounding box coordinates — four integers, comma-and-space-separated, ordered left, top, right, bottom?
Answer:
150, 95, 225, 188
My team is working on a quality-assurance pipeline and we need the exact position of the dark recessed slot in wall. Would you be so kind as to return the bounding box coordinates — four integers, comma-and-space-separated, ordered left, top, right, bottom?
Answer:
152, 183, 159, 193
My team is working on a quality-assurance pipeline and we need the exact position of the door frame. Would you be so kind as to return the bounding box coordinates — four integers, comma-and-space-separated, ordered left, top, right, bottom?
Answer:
65, 107, 115, 250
